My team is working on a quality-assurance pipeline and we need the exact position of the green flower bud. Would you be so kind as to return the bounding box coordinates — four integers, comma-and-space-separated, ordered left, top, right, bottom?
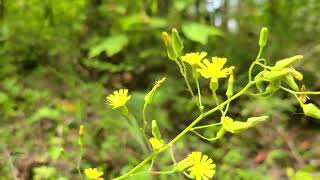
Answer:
273, 55, 303, 70
151, 120, 162, 139
216, 128, 225, 139
301, 103, 320, 119
259, 27, 268, 48
226, 72, 234, 98
172, 28, 184, 55
264, 70, 287, 82
247, 116, 269, 126
221, 116, 269, 134
286, 68, 303, 81
162, 32, 178, 60
283, 75, 299, 91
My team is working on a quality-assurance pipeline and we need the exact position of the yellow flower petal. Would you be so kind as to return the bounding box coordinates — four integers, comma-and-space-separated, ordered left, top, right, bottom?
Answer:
181, 152, 216, 180
181, 52, 207, 66
84, 168, 104, 180
106, 89, 131, 109
197, 57, 234, 80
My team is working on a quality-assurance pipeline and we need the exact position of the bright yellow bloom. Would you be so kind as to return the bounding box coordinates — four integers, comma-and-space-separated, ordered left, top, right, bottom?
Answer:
197, 57, 235, 80
149, 137, 164, 150
84, 168, 104, 180
181, 52, 207, 66
185, 152, 216, 180
106, 89, 131, 109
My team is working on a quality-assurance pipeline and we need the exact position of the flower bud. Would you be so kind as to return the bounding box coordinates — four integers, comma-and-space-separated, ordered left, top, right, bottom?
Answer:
162, 32, 178, 60
226, 71, 234, 98
151, 120, 162, 140
301, 103, 320, 119
283, 75, 299, 91
149, 137, 164, 150
79, 125, 84, 136
273, 55, 303, 70
286, 68, 303, 81
216, 128, 225, 139
264, 70, 287, 82
247, 116, 269, 126
172, 28, 183, 55
259, 27, 268, 48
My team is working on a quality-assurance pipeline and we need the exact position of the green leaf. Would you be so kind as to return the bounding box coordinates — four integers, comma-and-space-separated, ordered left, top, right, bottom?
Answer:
182, 22, 223, 44
29, 107, 61, 124
48, 147, 64, 160
89, 34, 129, 58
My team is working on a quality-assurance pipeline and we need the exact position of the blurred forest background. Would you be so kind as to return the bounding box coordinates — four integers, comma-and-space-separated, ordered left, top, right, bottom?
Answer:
1, 0, 320, 179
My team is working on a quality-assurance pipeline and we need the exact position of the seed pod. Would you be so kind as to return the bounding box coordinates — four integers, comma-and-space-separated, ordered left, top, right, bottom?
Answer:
259, 27, 268, 48
273, 55, 303, 70
283, 75, 299, 91
172, 28, 183, 55
301, 103, 320, 119
151, 120, 162, 140
162, 32, 178, 60
247, 116, 269, 126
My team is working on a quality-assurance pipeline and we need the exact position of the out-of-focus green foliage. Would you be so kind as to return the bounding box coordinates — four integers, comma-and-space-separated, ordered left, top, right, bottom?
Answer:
0, 0, 320, 179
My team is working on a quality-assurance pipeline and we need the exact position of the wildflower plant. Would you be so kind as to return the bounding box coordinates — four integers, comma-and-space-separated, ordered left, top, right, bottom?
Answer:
85, 27, 320, 179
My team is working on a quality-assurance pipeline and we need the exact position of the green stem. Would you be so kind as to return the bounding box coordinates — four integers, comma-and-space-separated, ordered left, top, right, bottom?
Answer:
174, 59, 195, 97
124, 113, 149, 153
280, 86, 320, 95
142, 103, 148, 134
190, 123, 221, 130
112, 81, 256, 180
190, 130, 219, 141
195, 77, 203, 113
248, 47, 264, 81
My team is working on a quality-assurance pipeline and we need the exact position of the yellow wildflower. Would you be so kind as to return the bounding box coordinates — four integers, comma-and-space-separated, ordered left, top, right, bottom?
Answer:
197, 57, 234, 80
84, 168, 104, 180
149, 137, 164, 150
181, 52, 207, 66
106, 89, 131, 109
186, 152, 216, 180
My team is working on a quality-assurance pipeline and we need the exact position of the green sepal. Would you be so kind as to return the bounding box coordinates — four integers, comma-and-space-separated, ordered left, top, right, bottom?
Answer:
172, 28, 184, 55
